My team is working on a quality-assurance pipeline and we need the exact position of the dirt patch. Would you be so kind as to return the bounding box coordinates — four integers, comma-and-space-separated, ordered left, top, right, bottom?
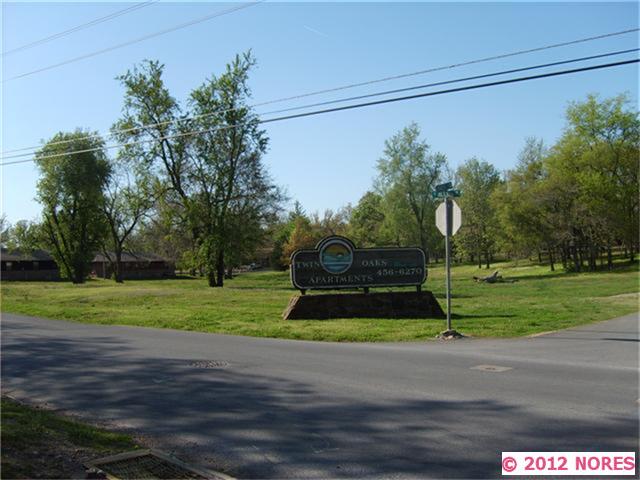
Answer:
1, 396, 139, 479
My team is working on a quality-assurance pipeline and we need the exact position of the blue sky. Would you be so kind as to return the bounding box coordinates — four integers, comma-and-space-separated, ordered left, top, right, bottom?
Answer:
2, 1, 638, 224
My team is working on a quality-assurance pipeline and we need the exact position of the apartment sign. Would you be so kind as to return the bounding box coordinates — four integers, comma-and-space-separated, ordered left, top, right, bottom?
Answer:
290, 236, 426, 291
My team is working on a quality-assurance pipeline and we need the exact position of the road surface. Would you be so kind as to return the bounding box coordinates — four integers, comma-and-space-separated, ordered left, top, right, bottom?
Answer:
2, 312, 638, 478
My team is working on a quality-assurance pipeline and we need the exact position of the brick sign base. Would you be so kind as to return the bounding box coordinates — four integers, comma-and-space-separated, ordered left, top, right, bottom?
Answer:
283, 291, 445, 320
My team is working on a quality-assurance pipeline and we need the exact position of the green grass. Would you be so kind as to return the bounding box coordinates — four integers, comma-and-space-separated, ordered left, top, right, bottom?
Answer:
1, 397, 137, 478
1, 261, 638, 342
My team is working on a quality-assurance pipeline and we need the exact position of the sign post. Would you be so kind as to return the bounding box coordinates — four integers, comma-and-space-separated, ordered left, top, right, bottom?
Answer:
434, 184, 462, 336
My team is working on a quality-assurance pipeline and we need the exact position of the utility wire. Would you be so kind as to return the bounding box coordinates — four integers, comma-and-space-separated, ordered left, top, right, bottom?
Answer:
4, 1, 263, 82
1, 58, 636, 167
3, 27, 637, 156
1, 1, 159, 57
258, 48, 639, 117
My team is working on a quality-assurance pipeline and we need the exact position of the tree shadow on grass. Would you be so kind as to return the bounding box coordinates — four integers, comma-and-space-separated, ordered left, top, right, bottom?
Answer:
2, 323, 637, 479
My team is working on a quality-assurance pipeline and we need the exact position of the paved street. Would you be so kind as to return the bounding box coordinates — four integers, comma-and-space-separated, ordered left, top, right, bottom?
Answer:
2, 312, 638, 478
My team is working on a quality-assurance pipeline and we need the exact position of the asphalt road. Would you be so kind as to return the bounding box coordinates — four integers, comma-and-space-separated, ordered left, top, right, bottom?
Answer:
2, 312, 638, 478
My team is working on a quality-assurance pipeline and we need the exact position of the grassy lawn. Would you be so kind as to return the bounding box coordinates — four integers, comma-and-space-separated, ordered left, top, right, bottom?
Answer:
1, 396, 137, 479
1, 260, 638, 342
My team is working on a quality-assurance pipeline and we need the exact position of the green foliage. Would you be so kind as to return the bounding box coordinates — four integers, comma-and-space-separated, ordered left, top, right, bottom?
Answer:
348, 191, 388, 247
375, 123, 448, 259
495, 94, 639, 271
35, 131, 111, 283
115, 53, 284, 287
101, 159, 157, 282
455, 158, 501, 268
3, 219, 45, 252
282, 216, 318, 264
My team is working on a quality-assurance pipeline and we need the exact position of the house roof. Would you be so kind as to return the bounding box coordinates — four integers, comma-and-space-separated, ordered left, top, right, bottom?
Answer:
92, 252, 171, 263
1, 248, 55, 262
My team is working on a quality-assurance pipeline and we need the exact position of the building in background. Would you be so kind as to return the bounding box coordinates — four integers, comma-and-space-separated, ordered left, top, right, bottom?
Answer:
1, 249, 60, 281
91, 252, 175, 280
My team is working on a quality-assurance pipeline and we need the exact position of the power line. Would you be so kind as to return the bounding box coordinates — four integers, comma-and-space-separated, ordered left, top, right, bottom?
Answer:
3, 28, 637, 156
1, 58, 636, 167
264, 27, 639, 105
4, 48, 638, 162
1, 1, 159, 57
258, 59, 639, 124
259, 48, 639, 117
4, 1, 264, 82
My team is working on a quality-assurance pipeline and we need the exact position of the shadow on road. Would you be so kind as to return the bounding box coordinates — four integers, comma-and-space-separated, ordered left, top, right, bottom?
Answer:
2, 322, 638, 479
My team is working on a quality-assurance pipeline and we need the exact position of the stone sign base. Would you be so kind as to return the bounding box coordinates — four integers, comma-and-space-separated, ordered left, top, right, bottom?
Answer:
283, 291, 445, 320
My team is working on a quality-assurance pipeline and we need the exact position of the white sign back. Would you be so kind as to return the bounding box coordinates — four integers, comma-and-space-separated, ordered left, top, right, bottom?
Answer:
436, 199, 462, 236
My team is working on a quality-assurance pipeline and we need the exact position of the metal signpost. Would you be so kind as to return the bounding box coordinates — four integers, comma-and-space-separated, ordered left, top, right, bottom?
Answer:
434, 184, 461, 333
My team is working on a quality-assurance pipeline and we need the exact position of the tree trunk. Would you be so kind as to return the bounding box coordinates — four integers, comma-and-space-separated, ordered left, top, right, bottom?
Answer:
572, 245, 581, 272
485, 252, 490, 269
72, 262, 85, 284
548, 246, 555, 272
215, 250, 225, 287
607, 245, 613, 270
114, 250, 124, 283
207, 268, 217, 287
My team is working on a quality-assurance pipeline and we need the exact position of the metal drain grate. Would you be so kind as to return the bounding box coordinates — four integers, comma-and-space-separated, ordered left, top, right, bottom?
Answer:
86, 449, 231, 480
189, 360, 230, 369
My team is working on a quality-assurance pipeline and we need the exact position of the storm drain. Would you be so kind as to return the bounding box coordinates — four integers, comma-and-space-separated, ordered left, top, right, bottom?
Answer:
189, 360, 230, 369
86, 449, 231, 480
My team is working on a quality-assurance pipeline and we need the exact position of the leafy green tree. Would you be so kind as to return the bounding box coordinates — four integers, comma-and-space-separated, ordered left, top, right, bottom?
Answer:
495, 95, 638, 272
493, 138, 561, 269
553, 93, 639, 265
282, 216, 317, 265
115, 52, 283, 287
375, 123, 448, 261
35, 131, 111, 283
455, 158, 501, 268
4, 220, 44, 252
101, 160, 157, 282
0, 215, 9, 248
311, 208, 351, 238
348, 191, 388, 247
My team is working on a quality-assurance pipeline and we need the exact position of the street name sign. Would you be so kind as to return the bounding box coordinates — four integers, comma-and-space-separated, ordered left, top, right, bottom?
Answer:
290, 236, 426, 292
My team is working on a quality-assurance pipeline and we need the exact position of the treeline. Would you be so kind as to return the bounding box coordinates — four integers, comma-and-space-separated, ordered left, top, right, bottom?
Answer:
2, 50, 637, 284
266, 93, 638, 273
2, 52, 283, 285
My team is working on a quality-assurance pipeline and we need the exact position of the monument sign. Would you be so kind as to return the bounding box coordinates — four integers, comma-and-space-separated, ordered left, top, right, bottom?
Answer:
290, 236, 426, 293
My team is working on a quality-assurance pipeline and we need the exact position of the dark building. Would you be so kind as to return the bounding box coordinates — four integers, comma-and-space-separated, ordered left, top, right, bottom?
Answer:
1, 249, 60, 281
91, 252, 175, 280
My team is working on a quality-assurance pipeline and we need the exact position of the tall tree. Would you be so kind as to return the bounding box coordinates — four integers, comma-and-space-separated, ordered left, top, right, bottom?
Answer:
375, 123, 448, 261
493, 138, 561, 269
455, 158, 501, 268
35, 131, 111, 283
348, 191, 388, 247
101, 160, 157, 282
553, 93, 639, 264
187, 52, 282, 286
115, 53, 283, 287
